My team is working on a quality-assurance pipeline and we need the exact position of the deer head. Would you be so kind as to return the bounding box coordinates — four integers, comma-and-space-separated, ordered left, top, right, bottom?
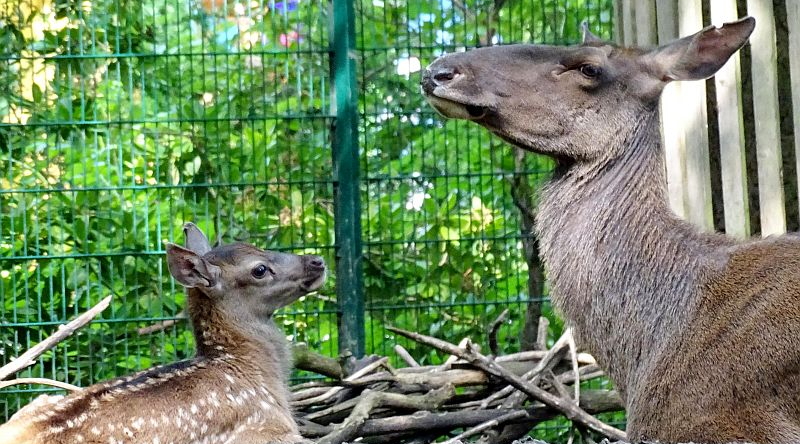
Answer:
421, 17, 755, 163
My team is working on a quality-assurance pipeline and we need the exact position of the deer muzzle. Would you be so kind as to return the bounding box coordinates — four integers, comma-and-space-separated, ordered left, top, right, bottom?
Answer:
421, 64, 490, 120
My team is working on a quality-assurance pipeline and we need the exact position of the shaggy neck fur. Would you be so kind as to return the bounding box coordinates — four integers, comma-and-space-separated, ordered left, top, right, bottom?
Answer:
534, 109, 734, 400
188, 288, 294, 410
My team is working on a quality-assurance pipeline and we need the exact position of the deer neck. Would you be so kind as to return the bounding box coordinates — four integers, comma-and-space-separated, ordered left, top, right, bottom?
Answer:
534, 109, 733, 398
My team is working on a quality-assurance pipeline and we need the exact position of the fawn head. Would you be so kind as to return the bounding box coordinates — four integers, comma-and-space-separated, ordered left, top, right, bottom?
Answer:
421, 17, 755, 162
166, 223, 326, 320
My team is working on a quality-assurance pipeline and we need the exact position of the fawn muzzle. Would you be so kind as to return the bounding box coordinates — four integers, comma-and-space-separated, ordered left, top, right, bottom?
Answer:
301, 255, 326, 291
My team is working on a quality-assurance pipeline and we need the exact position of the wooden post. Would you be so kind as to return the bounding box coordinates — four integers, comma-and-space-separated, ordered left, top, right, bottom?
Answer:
711, 0, 750, 238
655, 0, 688, 219
788, 0, 800, 223
634, 1, 656, 46
620, 0, 635, 46
678, 0, 714, 231
747, 0, 786, 236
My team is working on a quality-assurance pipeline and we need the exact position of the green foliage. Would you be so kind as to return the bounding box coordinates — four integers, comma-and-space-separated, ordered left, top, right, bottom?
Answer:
0, 0, 617, 437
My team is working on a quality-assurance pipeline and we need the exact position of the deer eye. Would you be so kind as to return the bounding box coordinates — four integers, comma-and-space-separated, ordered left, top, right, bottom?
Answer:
579, 64, 602, 78
252, 264, 274, 279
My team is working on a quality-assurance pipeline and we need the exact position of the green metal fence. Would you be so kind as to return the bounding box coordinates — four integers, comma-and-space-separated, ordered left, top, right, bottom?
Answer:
0, 0, 614, 436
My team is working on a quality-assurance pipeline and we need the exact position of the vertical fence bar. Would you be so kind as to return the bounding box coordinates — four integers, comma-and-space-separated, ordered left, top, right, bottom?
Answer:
747, 0, 786, 236
332, 0, 365, 357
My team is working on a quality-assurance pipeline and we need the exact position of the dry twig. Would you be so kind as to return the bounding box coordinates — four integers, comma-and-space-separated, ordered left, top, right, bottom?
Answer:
0, 377, 81, 392
135, 310, 185, 335
394, 344, 420, 367
293, 357, 388, 407
488, 308, 510, 356
0, 295, 112, 381
387, 326, 627, 442
317, 385, 454, 444
440, 410, 528, 444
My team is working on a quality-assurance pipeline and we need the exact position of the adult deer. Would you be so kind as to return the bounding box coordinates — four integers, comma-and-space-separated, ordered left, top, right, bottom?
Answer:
0, 223, 326, 444
422, 17, 800, 444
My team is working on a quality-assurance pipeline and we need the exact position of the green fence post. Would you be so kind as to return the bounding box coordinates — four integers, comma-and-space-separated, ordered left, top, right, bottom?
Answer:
332, 0, 365, 358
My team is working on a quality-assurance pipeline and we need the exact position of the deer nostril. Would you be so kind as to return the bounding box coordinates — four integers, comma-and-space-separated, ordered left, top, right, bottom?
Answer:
433, 69, 458, 83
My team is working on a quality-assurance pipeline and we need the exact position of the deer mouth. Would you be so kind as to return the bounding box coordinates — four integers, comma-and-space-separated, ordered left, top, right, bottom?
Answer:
425, 95, 490, 121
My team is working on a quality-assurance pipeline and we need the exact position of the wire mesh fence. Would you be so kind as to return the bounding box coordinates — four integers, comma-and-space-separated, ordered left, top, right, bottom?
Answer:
355, 0, 613, 376
0, 0, 615, 439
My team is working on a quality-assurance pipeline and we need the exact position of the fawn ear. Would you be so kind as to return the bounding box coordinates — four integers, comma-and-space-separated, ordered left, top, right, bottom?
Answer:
581, 21, 604, 45
183, 222, 212, 256
645, 16, 755, 82
166, 243, 221, 288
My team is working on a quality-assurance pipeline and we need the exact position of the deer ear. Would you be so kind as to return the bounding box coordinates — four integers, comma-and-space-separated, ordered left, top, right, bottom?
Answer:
647, 16, 755, 81
581, 21, 603, 45
183, 222, 212, 255
166, 243, 221, 288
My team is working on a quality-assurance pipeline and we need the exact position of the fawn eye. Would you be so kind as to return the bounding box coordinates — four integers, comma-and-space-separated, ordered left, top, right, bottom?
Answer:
252, 264, 274, 279
579, 64, 602, 78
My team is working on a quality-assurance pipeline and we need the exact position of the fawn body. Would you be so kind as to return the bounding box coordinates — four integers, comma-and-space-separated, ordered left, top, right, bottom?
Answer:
0, 223, 325, 444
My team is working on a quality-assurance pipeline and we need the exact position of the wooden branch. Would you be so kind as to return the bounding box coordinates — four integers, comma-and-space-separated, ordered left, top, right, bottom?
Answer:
317, 384, 454, 444
292, 343, 345, 379
293, 357, 388, 407
386, 326, 627, 442
440, 410, 528, 444
495, 349, 595, 366
297, 389, 621, 439
566, 328, 580, 402
556, 364, 604, 386
438, 337, 471, 371
359, 407, 548, 436
0, 296, 112, 381
136, 310, 185, 335
364, 390, 620, 435
303, 396, 361, 422
491, 328, 571, 409
339, 367, 489, 390
394, 345, 420, 367
0, 377, 81, 392
536, 316, 550, 351
488, 308, 510, 356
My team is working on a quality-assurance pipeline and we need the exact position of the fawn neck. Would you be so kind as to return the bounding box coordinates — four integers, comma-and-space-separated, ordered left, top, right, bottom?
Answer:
535, 109, 734, 397
187, 288, 292, 382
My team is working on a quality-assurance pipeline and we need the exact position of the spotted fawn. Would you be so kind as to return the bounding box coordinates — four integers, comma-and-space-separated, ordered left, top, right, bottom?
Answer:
0, 222, 326, 444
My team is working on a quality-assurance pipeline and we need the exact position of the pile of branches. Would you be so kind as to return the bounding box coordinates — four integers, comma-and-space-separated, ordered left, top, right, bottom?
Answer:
0, 298, 627, 444
292, 321, 626, 444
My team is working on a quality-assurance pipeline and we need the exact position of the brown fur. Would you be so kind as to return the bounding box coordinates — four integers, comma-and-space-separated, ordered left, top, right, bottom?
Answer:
0, 223, 325, 444
422, 17, 800, 443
